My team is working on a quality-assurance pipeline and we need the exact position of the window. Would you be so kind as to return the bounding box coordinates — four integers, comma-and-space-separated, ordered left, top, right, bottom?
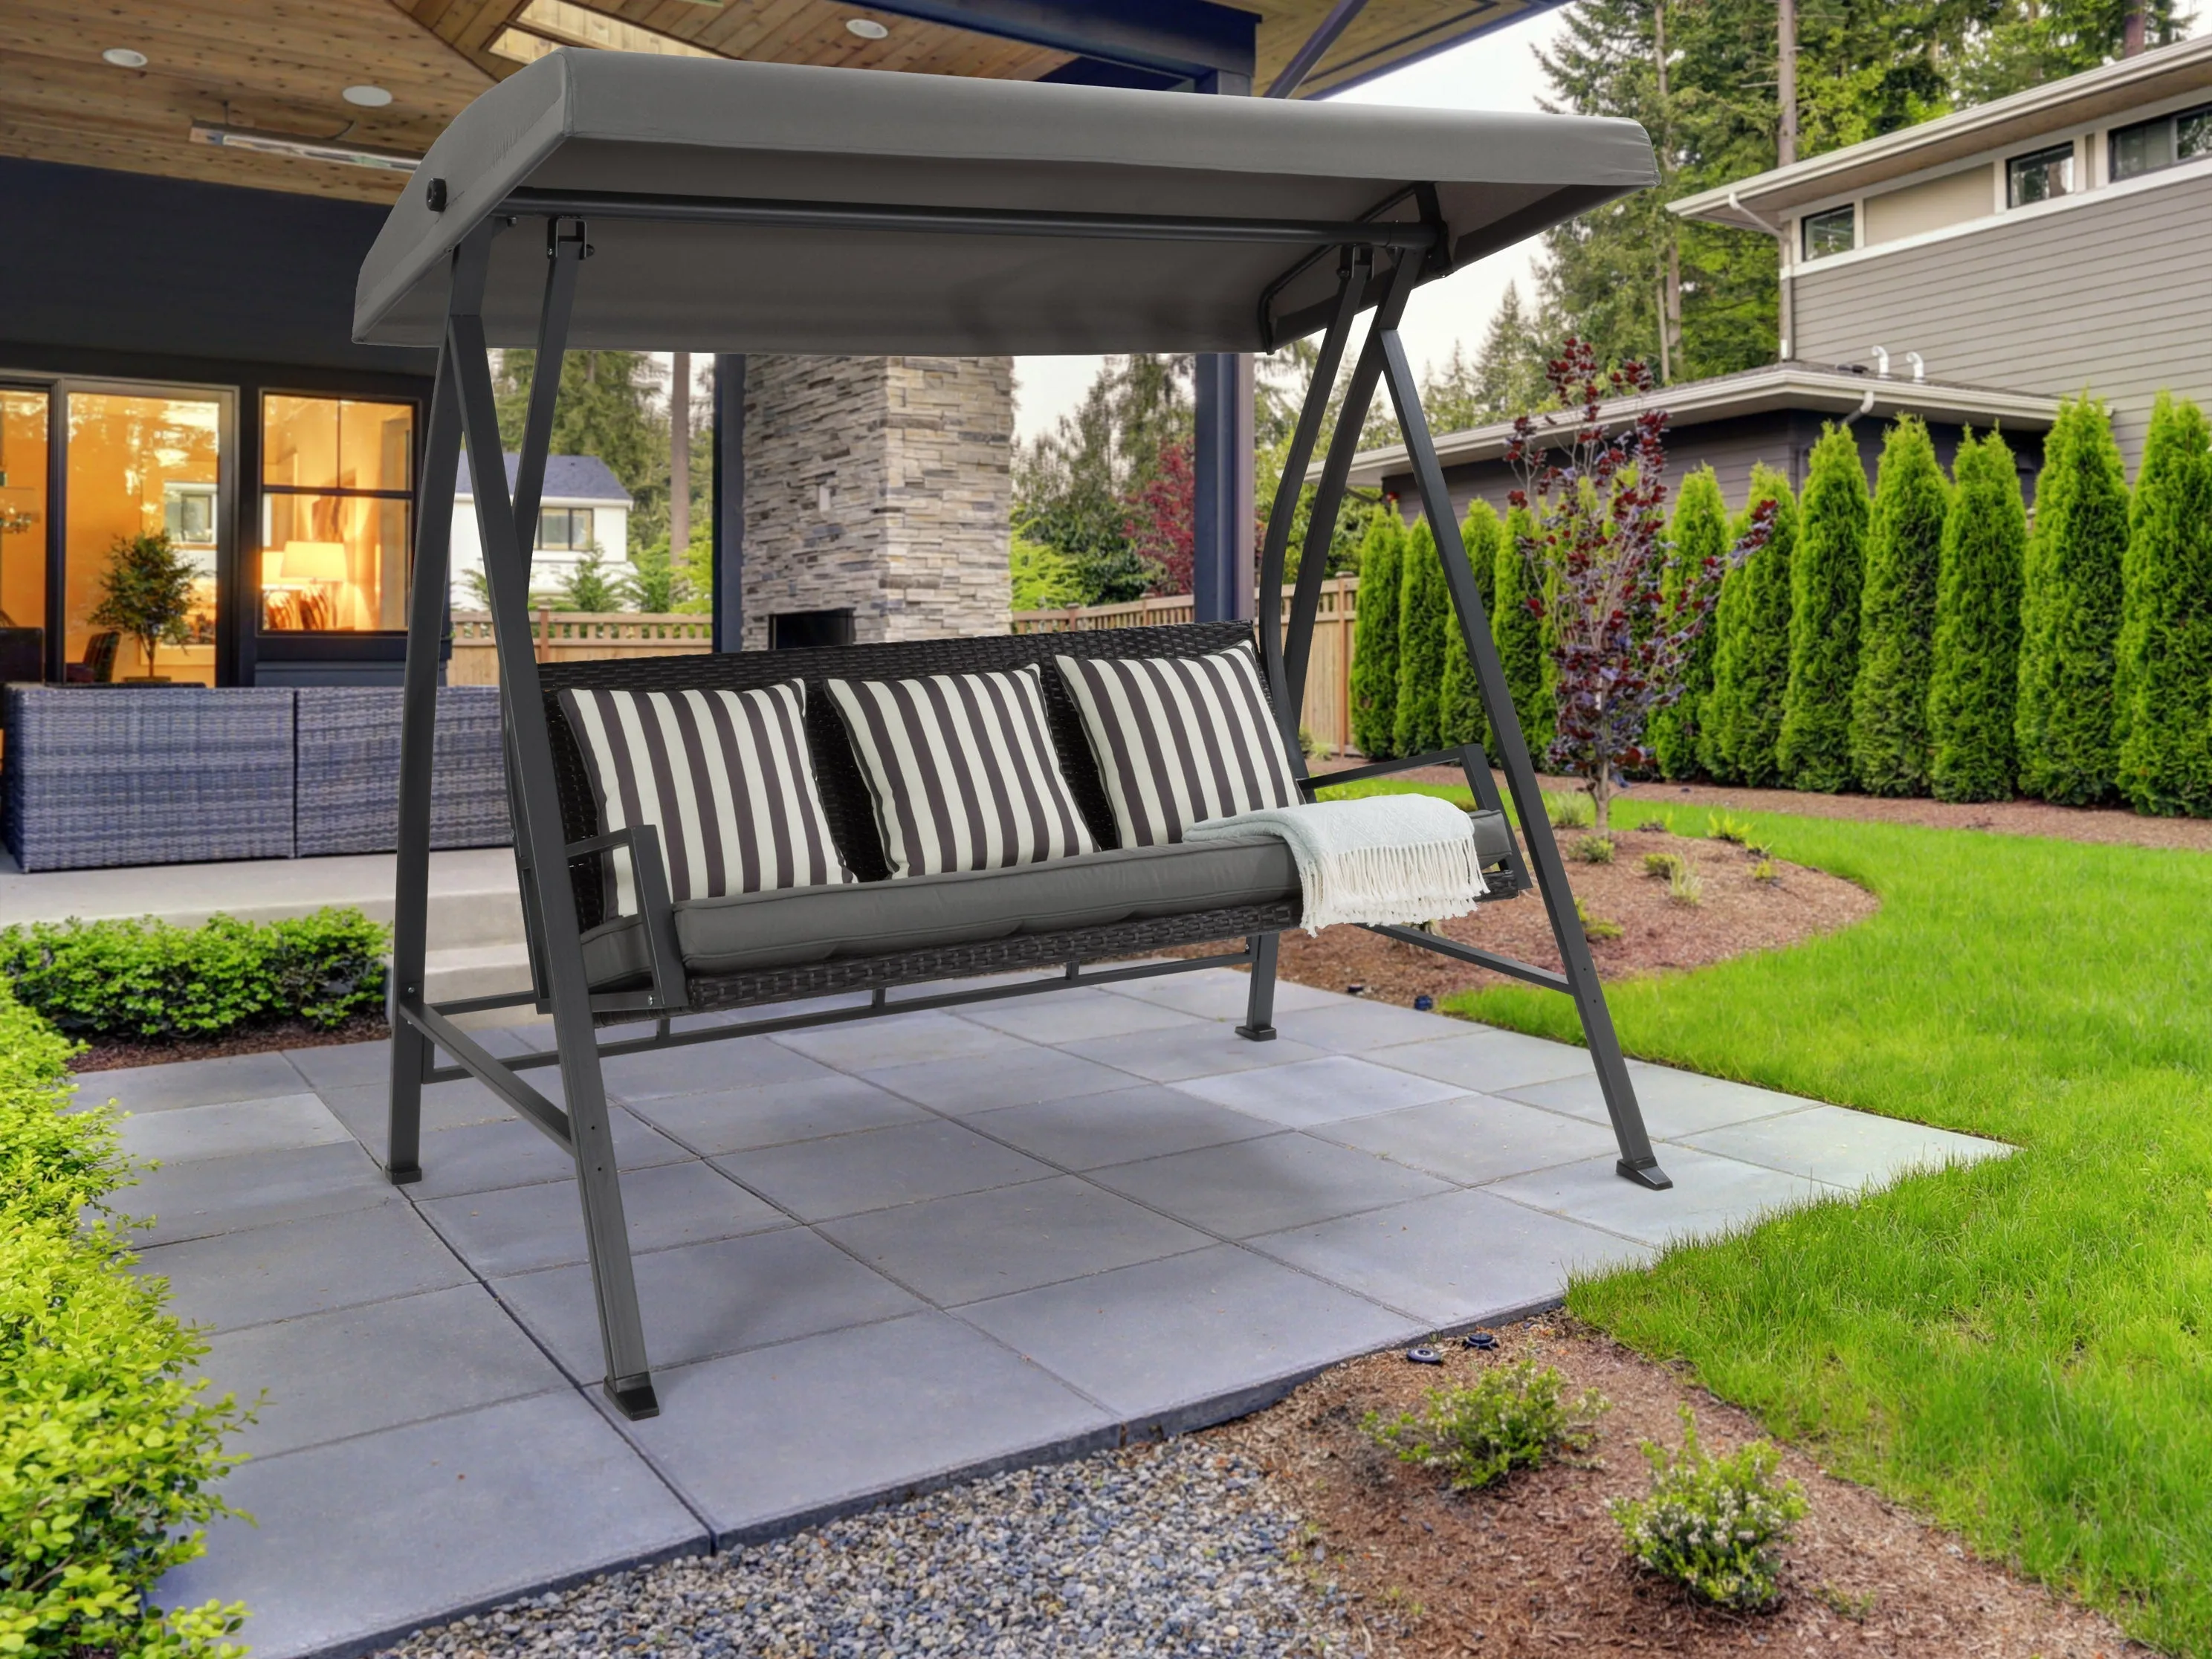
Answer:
2007, 143, 2074, 207
2111, 102, 2212, 181
537, 507, 596, 552
1802, 205, 1856, 259
260, 395, 415, 632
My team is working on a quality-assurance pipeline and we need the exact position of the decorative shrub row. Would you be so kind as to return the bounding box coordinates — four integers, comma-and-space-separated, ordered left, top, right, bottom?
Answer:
0, 908, 389, 1041
0, 983, 250, 1656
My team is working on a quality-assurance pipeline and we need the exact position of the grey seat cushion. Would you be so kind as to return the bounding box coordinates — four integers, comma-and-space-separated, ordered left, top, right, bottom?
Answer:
582, 808, 1514, 988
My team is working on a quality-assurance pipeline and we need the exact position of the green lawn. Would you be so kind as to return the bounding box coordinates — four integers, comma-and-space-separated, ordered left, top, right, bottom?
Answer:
1397, 801, 2212, 1653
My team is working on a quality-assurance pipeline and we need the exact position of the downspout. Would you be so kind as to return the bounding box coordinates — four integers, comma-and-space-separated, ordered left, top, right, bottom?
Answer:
1730, 190, 1794, 361
1840, 386, 1877, 428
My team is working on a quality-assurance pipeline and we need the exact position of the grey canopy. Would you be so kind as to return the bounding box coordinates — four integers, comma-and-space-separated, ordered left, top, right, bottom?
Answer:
354, 53, 1653, 355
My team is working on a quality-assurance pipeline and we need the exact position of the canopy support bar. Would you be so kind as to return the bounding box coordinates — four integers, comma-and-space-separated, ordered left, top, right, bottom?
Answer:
1374, 310, 1669, 1191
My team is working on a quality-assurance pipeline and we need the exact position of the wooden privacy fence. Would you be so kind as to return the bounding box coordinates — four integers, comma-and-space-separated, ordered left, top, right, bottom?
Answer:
1013, 578, 1359, 757
452, 581, 1362, 756
449, 612, 715, 685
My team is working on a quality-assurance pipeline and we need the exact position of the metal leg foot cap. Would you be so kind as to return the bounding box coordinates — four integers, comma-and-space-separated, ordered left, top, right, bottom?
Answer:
1615, 1157, 1672, 1191
604, 1377, 661, 1420
1235, 1023, 1278, 1042
386, 1162, 423, 1186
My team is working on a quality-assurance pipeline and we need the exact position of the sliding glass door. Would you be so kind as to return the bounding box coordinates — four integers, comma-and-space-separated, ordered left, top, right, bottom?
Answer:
0, 389, 46, 682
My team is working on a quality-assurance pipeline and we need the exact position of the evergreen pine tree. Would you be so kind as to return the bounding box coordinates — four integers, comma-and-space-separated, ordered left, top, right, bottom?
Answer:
1348, 513, 1407, 757
1777, 424, 1870, 792
2114, 394, 2212, 816
1492, 505, 1554, 763
1650, 467, 1727, 780
2015, 395, 2129, 804
1394, 521, 1449, 756
1437, 499, 1504, 750
1699, 465, 1797, 786
1927, 429, 2028, 803
1849, 417, 1948, 796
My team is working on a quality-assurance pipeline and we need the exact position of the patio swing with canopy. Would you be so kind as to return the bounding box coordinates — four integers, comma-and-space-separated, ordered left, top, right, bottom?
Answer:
354, 51, 1666, 1420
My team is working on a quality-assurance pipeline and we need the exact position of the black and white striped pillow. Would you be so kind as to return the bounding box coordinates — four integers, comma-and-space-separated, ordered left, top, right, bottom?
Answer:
1056, 643, 1301, 848
826, 664, 1098, 878
557, 682, 850, 913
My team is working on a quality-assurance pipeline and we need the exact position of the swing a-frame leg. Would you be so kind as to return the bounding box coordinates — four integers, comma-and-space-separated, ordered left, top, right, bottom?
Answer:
1267, 247, 1670, 1192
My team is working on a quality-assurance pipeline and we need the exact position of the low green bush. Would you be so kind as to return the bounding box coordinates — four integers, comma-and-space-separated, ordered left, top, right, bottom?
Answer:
1611, 1406, 1807, 1611
1641, 852, 1682, 879
1667, 863, 1706, 908
1570, 835, 1616, 864
1545, 791, 1595, 830
1365, 1360, 1607, 1492
0, 983, 250, 1657
0, 908, 388, 1041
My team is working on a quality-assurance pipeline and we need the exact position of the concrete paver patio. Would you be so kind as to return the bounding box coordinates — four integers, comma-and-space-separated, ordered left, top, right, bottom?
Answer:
115, 969, 2008, 1658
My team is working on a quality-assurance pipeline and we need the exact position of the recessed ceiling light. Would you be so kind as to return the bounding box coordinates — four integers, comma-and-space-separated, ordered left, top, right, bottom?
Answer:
845, 17, 888, 39
102, 47, 149, 68
343, 84, 393, 108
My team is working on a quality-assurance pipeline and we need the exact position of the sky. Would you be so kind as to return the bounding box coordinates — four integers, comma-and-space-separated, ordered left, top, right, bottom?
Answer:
1009, 7, 1571, 444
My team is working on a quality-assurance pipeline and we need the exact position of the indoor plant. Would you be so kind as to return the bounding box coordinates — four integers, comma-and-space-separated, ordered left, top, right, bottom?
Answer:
89, 530, 197, 682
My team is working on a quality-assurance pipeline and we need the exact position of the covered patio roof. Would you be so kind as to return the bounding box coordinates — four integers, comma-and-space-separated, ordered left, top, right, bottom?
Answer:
0, 0, 1574, 208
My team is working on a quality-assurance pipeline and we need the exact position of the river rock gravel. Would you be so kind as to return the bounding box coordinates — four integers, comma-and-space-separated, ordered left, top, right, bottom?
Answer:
375, 1438, 1351, 1659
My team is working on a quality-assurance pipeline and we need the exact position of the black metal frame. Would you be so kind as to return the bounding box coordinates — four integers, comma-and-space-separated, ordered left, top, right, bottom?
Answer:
386, 191, 1667, 1421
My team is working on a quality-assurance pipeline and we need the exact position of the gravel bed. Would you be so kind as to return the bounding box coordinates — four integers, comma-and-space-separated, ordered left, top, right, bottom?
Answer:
375, 1438, 1351, 1658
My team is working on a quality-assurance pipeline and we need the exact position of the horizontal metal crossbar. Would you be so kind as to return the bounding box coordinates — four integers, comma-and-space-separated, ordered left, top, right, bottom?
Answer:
1359, 922, 1571, 992
1312, 748, 1473, 790
396, 997, 575, 1149
421, 947, 1255, 1084
498, 187, 1441, 250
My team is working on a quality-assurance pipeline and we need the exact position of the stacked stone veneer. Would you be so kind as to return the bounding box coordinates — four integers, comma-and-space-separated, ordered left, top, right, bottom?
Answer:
740, 355, 1012, 649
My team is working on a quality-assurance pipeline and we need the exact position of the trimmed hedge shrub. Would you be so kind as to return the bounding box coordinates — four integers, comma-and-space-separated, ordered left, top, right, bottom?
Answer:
1777, 424, 1869, 792
1437, 499, 1504, 752
1348, 512, 1407, 757
1927, 428, 2028, 803
1394, 520, 1449, 757
0, 983, 250, 1657
2115, 392, 2212, 816
1699, 465, 1797, 786
2016, 395, 2129, 806
0, 908, 389, 1042
1493, 504, 1553, 762
1849, 416, 1949, 796
1650, 467, 1729, 781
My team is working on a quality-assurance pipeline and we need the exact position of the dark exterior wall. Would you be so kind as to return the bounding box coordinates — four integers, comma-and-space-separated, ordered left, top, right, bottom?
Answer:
1792, 166, 2212, 473
0, 158, 435, 688
1384, 407, 2045, 525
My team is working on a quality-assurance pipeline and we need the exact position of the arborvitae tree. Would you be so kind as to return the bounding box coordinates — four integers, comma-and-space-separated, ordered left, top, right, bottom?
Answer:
2114, 393, 2212, 816
1437, 499, 1504, 751
1650, 467, 1728, 780
1777, 425, 1869, 792
1348, 512, 1407, 757
1927, 429, 2028, 803
1493, 505, 1553, 761
1394, 521, 1449, 756
2015, 395, 2129, 804
1699, 465, 1797, 786
1849, 417, 1949, 796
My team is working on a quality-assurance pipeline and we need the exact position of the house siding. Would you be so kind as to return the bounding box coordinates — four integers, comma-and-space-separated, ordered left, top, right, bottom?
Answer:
1794, 166, 2212, 469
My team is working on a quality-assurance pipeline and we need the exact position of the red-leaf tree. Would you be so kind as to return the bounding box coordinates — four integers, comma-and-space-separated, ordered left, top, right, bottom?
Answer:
1124, 437, 1194, 598
1505, 337, 1773, 832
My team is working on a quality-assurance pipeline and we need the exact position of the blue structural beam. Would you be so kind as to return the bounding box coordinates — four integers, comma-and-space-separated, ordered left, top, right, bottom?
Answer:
858, 0, 1255, 83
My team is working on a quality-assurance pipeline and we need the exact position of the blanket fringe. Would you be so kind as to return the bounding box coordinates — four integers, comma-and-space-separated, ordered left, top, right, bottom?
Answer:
1297, 838, 1488, 934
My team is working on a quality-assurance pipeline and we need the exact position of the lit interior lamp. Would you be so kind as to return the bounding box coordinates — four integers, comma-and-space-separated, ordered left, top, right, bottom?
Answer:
277, 540, 349, 628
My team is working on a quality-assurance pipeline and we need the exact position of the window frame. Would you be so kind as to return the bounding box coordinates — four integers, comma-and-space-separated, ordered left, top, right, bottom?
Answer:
256, 391, 418, 636
2005, 141, 2077, 208
2109, 100, 2212, 182
1800, 203, 1857, 260
535, 505, 597, 552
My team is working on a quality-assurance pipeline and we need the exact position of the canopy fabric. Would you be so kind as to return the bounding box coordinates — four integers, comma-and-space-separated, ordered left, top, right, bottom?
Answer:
355, 53, 1654, 355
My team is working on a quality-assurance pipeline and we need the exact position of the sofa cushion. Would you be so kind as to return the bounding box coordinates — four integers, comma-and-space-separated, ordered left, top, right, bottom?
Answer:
557, 681, 849, 913
1055, 642, 1301, 848
826, 663, 1098, 878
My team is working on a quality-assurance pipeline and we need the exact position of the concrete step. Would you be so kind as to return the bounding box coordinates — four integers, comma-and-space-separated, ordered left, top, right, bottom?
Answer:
423, 942, 537, 1006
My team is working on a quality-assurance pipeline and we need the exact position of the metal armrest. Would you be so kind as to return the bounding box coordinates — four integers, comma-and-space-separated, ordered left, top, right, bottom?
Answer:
1301, 748, 1472, 795
566, 824, 688, 1011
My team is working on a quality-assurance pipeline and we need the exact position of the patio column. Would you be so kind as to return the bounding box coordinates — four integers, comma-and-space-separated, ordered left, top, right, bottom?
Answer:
1192, 65, 1255, 624
711, 352, 745, 652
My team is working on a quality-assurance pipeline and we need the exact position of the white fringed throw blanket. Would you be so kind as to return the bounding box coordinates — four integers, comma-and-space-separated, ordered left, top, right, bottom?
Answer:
1185, 795, 1488, 934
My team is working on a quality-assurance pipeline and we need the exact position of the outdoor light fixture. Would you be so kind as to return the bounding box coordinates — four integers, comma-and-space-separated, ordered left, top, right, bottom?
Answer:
343, 85, 395, 107
845, 18, 889, 39
102, 47, 149, 68
189, 120, 420, 173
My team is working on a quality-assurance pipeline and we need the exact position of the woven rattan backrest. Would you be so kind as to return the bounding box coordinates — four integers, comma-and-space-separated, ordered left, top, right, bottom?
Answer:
540, 621, 1262, 924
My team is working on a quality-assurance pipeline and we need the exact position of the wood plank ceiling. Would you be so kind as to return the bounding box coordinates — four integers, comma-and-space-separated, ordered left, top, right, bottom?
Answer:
0, 0, 1552, 204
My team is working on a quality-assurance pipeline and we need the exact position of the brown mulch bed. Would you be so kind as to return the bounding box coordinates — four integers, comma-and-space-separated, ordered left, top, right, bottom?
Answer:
1343, 763, 2212, 856
1177, 826, 1878, 1008
1217, 1316, 2145, 1659
66, 1013, 390, 1073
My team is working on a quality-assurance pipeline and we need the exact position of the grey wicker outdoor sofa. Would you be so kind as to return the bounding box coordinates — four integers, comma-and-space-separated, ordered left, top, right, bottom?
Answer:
356, 51, 1670, 1417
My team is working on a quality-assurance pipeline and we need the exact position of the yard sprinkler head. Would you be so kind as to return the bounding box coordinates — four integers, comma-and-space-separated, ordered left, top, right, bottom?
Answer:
1406, 1345, 1443, 1365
